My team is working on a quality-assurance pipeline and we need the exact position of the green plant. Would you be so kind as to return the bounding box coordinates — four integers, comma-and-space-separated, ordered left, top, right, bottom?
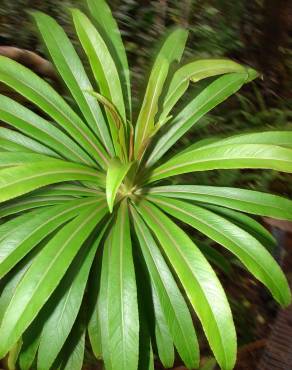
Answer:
0, 1, 291, 370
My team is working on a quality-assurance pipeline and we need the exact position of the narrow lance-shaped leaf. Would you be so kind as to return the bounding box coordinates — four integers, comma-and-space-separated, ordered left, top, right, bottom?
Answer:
203, 204, 276, 251
106, 158, 132, 212
87, 90, 127, 160
0, 204, 107, 358
151, 280, 175, 368
151, 196, 291, 306
37, 222, 107, 370
0, 160, 105, 204
86, 0, 132, 118
0, 56, 109, 168
0, 198, 103, 279
72, 9, 126, 122
98, 201, 139, 370
146, 72, 248, 167
159, 59, 247, 124
147, 144, 292, 183
0, 196, 74, 219
0, 127, 58, 158
184, 130, 292, 154
136, 200, 236, 370
32, 12, 114, 156
0, 94, 93, 166
54, 315, 86, 370
143, 185, 292, 221
134, 28, 188, 159
131, 207, 199, 369
0, 152, 61, 169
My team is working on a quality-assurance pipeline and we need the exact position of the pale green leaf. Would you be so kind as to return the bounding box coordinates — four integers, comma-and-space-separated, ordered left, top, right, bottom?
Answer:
106, 158, 132, 212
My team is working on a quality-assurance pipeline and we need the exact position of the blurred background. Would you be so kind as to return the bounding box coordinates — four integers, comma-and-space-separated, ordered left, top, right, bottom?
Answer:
0, 1, 291, 369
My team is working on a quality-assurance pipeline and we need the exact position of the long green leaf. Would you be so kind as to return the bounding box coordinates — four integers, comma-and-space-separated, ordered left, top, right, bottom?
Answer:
56, 319, 86, 370
99, 201, 139, 370
0, 127, 57, 157
19, 315, 44, 370
33, 184, 103, 198
136, 200, 236, 370
37, 223, 106, 370
0, 152, 59, 169
0, 198, 103, 278
147, 144, 292, 183
72, 9, 126, 122
134, 28, 188, 158
159, 59, 247, 124
86, 0, 131, 118
203, 204, 276, 251
32, 12, 114, 156
144, 185, 292, 221
0, 211, 42, 243
151, 196, 291, 306
0, 196, 73, 218
131, 207, 199, 368
0, 56, 109, 168
0, 160, 105, 204
146, 73, 248, 167
0, 204, 107, 357
184, 130, 292, 154
73, 8, 126, 158
152, 284, 175, 368
0, 94, 93, 166
106, 158, 132, 212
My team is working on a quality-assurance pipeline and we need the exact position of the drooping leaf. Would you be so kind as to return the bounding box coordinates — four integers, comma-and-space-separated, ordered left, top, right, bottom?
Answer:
159, 59, 248, 124
136, 200, 236, 370
203, 204, 276, 251
131, 207, 199, 368
37, 223, 106, 370
0, 204, 107, 357
144, 185, 292, 221
98, 201, 139, 370
0, 198, 103, 278
151, 196, 291, 306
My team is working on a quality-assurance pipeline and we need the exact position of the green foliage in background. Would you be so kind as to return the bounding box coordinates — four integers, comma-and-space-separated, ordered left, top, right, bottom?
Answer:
0, 1, 291, 370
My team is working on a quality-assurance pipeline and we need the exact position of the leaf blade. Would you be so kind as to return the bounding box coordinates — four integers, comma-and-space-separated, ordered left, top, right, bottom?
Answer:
135, 200, 236, 370
151, 196, 291, 306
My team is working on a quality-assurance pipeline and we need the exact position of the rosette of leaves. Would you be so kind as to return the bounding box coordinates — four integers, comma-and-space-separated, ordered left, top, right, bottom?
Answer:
0, 1, 291, 370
